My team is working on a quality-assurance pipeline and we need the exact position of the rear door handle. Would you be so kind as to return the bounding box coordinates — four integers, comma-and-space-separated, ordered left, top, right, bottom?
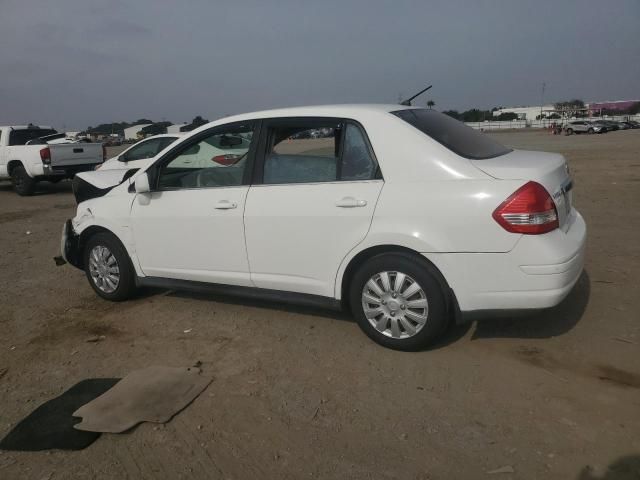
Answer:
214, 200, 237, 210
335, 197, 367, 208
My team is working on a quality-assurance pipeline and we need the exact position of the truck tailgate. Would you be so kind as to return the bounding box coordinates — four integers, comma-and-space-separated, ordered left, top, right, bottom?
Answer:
49, 144, 103, 167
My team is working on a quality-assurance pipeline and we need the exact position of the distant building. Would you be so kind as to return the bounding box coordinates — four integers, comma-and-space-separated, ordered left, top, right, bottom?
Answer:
124, 124, 151, 140
588, 100, 640, 113
492, 105, 554, 120
494, 99, 640, 120
167, 123, 188, 134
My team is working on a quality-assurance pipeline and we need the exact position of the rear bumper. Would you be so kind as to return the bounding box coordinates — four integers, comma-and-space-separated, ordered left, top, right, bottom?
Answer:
43, 163, 102, 177
427, 210, 586, 313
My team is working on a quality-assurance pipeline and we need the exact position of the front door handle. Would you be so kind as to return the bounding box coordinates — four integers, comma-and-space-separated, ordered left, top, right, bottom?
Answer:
335, 197, 367, 208
214, 200, 237, 210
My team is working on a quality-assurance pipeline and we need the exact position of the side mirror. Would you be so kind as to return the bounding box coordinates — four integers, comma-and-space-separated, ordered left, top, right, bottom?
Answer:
118, 154, 127, 162
134, 173, 151, 193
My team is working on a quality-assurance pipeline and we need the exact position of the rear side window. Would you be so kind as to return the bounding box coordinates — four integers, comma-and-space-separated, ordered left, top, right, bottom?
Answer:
262, 120, 378, 184
392, 109, 511, 160
265, 123, 340, 184
9, 128, 58, 146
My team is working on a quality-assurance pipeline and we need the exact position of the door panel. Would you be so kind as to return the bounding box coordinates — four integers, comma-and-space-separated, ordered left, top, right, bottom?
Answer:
130, 187, 252, 286
244, 181, 383, 297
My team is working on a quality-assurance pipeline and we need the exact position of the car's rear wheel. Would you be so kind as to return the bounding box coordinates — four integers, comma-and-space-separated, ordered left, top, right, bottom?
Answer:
10, 165, 36, 196
566, 128, 573, 135
587, 128, 594, 134
83, 232, 136, 301
349, 253, 449, 351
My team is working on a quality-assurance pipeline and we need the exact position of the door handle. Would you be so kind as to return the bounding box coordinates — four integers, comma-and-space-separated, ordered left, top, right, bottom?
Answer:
335, 197, 367, 208
214, 200, 237, 210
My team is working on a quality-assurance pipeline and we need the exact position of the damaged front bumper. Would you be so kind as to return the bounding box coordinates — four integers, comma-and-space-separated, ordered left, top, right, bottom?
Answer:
57, 219, 82, 269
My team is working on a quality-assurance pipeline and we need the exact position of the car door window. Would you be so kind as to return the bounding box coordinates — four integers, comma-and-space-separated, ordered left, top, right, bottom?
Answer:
158, 124, 254, 190
261, 120, 378, 184
156, 137, 177, 152
124, 139, 163, 161
264, 123, 340, 184
341, 123, 376, 181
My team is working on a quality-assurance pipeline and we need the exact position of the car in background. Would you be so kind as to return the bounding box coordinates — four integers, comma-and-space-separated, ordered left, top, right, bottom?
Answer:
623, 120, 640, 129
593, 120, 621, 131
0, 124, 104, 195
564, 121, 604, 135
60, 104, 586, 351
96, 134, 182, 171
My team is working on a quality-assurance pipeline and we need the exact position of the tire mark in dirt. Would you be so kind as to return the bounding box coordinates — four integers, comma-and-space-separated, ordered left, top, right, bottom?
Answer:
514, 345, 640, 390
0, 209, 40, 224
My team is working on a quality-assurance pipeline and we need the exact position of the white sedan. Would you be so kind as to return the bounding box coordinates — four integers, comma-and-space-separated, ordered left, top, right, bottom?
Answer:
96, 134, 182, 171
60, 105, 586, 350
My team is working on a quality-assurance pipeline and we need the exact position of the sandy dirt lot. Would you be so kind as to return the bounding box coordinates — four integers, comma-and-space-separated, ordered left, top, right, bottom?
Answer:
0, 130, 639, 479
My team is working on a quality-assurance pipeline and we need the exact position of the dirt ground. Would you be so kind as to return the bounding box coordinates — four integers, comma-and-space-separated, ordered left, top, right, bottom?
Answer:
0, 129, 639, 479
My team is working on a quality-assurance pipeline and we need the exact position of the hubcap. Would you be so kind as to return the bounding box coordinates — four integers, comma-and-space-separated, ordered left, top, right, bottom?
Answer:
361, 271, 429, 339
89, 245, 120, 294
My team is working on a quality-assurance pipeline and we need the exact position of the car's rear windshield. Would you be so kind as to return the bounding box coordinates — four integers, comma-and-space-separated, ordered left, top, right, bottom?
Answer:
9, 128, 58, 146
392, 109, 511, 160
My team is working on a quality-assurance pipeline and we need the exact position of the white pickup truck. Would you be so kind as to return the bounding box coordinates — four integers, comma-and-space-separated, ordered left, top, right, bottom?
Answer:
0, 125, 105, 195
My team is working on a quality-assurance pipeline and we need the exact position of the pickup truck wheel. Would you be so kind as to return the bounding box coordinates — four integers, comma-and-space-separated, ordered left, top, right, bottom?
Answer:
83, 233, 136, 301
349, 253, 449, 351
10, 165, 36, 196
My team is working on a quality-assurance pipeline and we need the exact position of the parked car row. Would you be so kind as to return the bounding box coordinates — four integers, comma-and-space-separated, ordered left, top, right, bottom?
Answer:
57, 105, 587, 351
565, 119, 640, 135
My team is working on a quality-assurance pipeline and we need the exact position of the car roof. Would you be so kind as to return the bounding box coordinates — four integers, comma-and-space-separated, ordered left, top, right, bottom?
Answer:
209, 104, 415, 125
0, 125, 54, 130
139, 133, 183, 140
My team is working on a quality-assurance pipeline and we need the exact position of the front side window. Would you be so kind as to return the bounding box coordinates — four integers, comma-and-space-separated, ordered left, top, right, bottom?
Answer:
158, 124, 254, 189
392, 109, 511, 160
124, 138, 164, 161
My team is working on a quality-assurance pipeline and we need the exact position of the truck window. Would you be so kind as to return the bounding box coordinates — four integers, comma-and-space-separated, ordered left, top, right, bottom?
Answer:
9, 128, 58, 146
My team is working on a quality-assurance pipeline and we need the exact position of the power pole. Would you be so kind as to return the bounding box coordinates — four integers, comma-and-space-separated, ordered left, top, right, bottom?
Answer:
540, 82, 546, 120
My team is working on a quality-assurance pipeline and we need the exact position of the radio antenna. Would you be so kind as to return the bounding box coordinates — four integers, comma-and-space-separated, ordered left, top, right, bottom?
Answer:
400, 85, 432, 106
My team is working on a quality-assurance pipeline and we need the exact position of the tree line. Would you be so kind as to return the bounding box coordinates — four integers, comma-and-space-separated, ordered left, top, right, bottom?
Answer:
84, 116, 209, 136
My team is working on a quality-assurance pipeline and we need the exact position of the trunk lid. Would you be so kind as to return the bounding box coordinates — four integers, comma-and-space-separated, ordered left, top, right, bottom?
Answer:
49, 143, 103, 167
471, 149, 574, 231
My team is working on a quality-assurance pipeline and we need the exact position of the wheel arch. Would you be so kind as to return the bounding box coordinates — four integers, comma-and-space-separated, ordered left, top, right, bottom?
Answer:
75, 225, 128, 270
338, 244, 460, 321
7, 160, 24, 176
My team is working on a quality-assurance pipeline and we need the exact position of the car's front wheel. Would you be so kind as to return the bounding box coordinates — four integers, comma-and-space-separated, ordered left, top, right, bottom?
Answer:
350, 253, 449, 351
83, 232, 136, 301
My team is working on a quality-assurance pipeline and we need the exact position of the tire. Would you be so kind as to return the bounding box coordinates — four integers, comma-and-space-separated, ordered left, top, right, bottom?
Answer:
349, 253, 449, 351
566, 128, 573, 135
587, 128, 594, 134
83, 232, 136, 301
10, 165, 36, 196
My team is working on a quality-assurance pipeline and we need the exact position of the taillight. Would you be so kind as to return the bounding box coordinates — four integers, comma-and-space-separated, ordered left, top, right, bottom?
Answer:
492, 181, 559, 234
39, 147, 51, 164
211, 154, 241, 166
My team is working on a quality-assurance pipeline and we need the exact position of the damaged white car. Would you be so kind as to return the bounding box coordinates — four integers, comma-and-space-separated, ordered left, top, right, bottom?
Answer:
59, 105, 586, 350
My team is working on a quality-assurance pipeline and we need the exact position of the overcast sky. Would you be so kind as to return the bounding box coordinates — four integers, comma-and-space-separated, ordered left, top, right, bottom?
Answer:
1, 0, 638, 130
